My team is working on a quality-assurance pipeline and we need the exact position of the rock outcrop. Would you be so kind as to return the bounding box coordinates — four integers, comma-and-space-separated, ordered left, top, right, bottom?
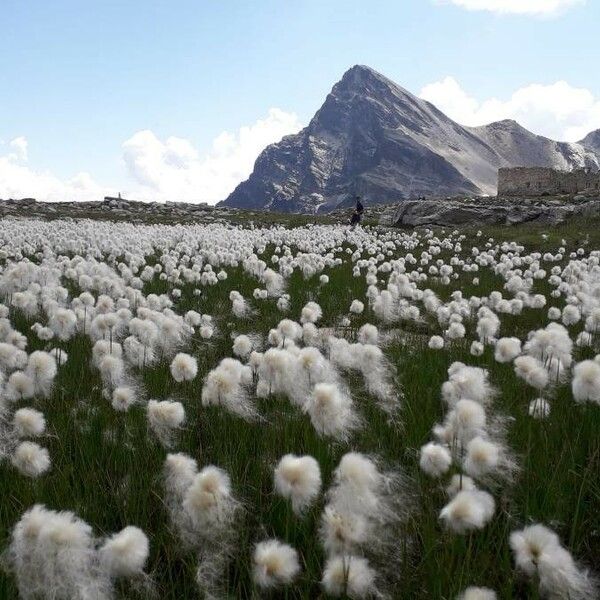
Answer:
387, 196, 600, 228
0, 197, 231, 224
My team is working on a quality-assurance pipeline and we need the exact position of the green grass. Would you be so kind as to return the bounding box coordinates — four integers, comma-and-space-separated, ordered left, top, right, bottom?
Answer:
0, 217, 599, 599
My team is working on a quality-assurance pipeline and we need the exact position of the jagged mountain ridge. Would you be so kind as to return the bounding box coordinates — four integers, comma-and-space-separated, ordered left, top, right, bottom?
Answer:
221, 65, 600, 213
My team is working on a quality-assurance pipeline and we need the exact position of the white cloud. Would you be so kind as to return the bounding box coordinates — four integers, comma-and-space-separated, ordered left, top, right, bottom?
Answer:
9, 136, 28, 162
438, 0, 585, 16
0, 108, 302, 204
0, 137, 112, 202
121, 107, 302, 204
420, 76, 600, 141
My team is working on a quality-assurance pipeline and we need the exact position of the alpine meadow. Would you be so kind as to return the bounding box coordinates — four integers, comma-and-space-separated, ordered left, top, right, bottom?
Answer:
0, 214, 598, 599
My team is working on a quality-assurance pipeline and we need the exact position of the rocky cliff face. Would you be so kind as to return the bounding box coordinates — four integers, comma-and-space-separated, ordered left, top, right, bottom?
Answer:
580, 129, 600, 156
221, 65, 600, 213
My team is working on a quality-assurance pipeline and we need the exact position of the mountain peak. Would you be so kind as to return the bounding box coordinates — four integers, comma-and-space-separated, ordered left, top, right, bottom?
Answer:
580, 128, 600, 149
343, 64, 387, 80
221, 65, 600, 213
335, 64, 400, 95
484, 119, 524, 131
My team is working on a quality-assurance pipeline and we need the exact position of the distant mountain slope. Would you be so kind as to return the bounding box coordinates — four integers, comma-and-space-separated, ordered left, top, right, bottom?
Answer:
580, 129, 600, 156
221, 65, 599, 213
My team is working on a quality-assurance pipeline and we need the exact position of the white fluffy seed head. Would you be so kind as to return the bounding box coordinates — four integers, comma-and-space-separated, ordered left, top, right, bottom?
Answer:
111, 387, 137, 412
99, 526, 149, 577
448, 399, 487, 443
457, 586, 497, 600
232, 334, 253, 358
147, 400, 185, 446
274, 454, 321, 514
147, 399, 185, 429
163, 452, 198, 505
6, 371, 35, 401
252, 539, 300, 589
463, 437, 500, 478
572, 360, 600, 404
13, 408, 46, 438
439, 490, 495, 534
509, 524, 561, 577
26, 351, 58, 383
170, 352, 198, 382
321, 555, 377, 599
494, 337, 521, 363
304, 383, 356, 440
11, 442, 51, 477
350, 300, 365, 314
428, 335, 445, 349
334, 452, 381, 495
182, 466, 234, 528
420, 442, 452, 477
357, 323, 378, 345
320, 505, 370, 555
445, 474, 476, 497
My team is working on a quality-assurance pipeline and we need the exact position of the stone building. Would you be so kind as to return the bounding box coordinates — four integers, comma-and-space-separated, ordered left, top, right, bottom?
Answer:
498, 167, 600, 197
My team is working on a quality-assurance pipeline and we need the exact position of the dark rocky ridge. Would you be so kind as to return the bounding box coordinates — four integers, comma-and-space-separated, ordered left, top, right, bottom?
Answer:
221, 65, 600, 214
385, 194, 600, 228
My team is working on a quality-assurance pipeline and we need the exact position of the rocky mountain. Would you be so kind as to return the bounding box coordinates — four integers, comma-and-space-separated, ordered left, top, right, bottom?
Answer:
580, 129, 600, 156
221, 65, 600, 213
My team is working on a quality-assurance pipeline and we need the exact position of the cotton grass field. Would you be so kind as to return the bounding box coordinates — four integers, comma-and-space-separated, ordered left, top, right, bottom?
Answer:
0, 215, 598, 600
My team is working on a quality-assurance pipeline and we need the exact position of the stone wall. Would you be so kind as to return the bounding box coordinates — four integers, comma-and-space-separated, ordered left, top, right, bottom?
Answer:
498, 167, 600, 197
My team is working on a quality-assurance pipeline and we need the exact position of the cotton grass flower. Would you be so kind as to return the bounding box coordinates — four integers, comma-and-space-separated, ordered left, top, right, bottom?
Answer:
170, 352, 198, 383
4, 371, 35, 401
320, 506, 370, 555
463, 436, 503, 479
13, 408, 45, 438
300, 301, 323, 324
274, 454, 322, 514
182, 465, 238, 531
202, 358, 255, 419
494, 337, 521, 363
419, 442, 452, 477
441, 363, 495, 407
25, 350, 57, 397
147, 399, 185, 447
510, 524, 597, 600
321, 555, 377, 599
350, 300, 364, 314
435, 399, 486, 445
445, 474, 476, 497
163, 452, 198, 507
357, 323, 378, 345
572, 360, 600, 404
252, 539, 300, 589
303, 383, 358, 440
329, 452, 384, 515
99, 526, 149, 578
514, 355, 549, 390
111, 386, 137, 412
232, 334, 253, 358
5, 504, 148, 599
439, 489, 495, 533
11, 441, 50, 477
5, 504, 106, 599
457, 587, 497, 600
470, 341, 484, 356
429, 335, 445, 350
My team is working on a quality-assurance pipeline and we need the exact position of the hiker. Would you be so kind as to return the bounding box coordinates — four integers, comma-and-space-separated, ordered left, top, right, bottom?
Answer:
349, 196, 364, 226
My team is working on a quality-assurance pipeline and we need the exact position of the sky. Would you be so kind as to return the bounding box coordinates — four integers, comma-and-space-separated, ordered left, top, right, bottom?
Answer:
1, 0, 599, 204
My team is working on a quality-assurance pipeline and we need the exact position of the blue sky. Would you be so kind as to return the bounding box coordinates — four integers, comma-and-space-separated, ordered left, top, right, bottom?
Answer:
1, 0, 599, 203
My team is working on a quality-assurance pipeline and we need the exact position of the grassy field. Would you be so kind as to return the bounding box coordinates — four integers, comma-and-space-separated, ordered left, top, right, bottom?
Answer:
0, 216, 598, 599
